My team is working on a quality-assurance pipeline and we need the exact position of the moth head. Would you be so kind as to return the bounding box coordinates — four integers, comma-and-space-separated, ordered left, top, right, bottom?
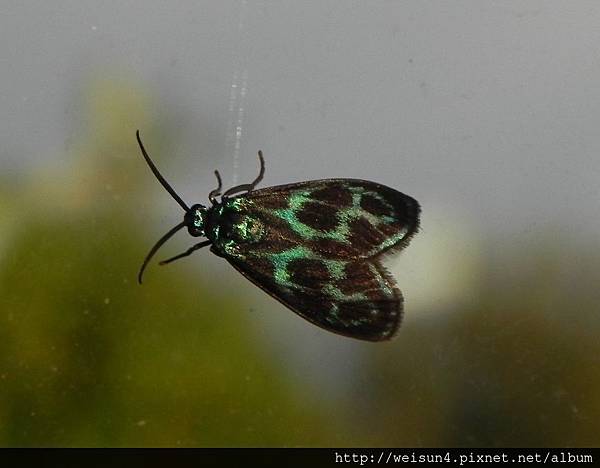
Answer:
136, 130, 209, 284
185, 204, 208, 237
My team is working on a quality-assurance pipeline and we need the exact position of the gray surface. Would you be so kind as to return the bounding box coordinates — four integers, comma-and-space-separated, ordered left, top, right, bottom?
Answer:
3, 1, 599, 237
1, 2, 599, 441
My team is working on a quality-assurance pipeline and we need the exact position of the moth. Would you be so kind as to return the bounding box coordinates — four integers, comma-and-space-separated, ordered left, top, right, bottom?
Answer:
136, 131, 420, 341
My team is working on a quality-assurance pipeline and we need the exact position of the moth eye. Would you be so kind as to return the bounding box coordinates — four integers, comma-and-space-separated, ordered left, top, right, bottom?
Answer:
187, 211, 205, 236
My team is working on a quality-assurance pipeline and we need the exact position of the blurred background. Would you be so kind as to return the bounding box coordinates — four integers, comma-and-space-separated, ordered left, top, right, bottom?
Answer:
1, 1, 599, 447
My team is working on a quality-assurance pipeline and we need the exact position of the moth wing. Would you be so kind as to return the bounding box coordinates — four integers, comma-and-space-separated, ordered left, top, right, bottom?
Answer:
226, 255, 402, 341
242, 179, 420, 260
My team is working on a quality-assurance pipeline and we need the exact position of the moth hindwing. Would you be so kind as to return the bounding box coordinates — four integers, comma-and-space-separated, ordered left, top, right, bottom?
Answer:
136, 131, 420, 341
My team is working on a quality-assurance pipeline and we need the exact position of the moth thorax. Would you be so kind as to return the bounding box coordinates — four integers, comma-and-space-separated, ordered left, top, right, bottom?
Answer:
233, 216, 265, 243
185, 204, 207, 237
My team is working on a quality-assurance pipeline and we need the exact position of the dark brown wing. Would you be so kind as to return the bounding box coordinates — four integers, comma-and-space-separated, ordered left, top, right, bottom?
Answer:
215, 179, 419, 341
227, 256, 402, 341
229, 179, 420, 261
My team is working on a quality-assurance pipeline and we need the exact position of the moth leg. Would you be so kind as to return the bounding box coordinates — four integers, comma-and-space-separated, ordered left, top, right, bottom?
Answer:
208, 170, 223, 205
159, 240, 212, 265
222, 151, 265, 199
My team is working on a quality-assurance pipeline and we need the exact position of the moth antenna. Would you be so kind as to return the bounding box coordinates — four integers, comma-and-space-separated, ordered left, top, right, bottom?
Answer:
136, 130, 190, 212
138, 221, 186, 284
254, 151, 265, 188
214, 170, 223, 191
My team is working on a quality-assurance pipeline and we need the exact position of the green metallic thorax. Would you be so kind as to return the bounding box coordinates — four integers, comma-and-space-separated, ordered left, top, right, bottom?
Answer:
204, 198, 267, 257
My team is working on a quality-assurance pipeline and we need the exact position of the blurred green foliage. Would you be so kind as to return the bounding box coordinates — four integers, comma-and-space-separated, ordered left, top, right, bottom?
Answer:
0, 79, 598, 447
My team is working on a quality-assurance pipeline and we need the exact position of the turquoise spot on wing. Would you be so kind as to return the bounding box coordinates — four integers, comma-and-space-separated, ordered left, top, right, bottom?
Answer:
325, 221, 350, 242
324, 260, 346, 280
267, 246, 313, 288
273, 189, 354, 243
274, 267, 290, 286
323, 283, 367, 302
263, 183, 409, 259
380, 215, 397, 224
368, 263, 394, 297
275, 207, 319, 240
273, 190, 321, 240
350, 318, 369, 326
323, 304, 341, 325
